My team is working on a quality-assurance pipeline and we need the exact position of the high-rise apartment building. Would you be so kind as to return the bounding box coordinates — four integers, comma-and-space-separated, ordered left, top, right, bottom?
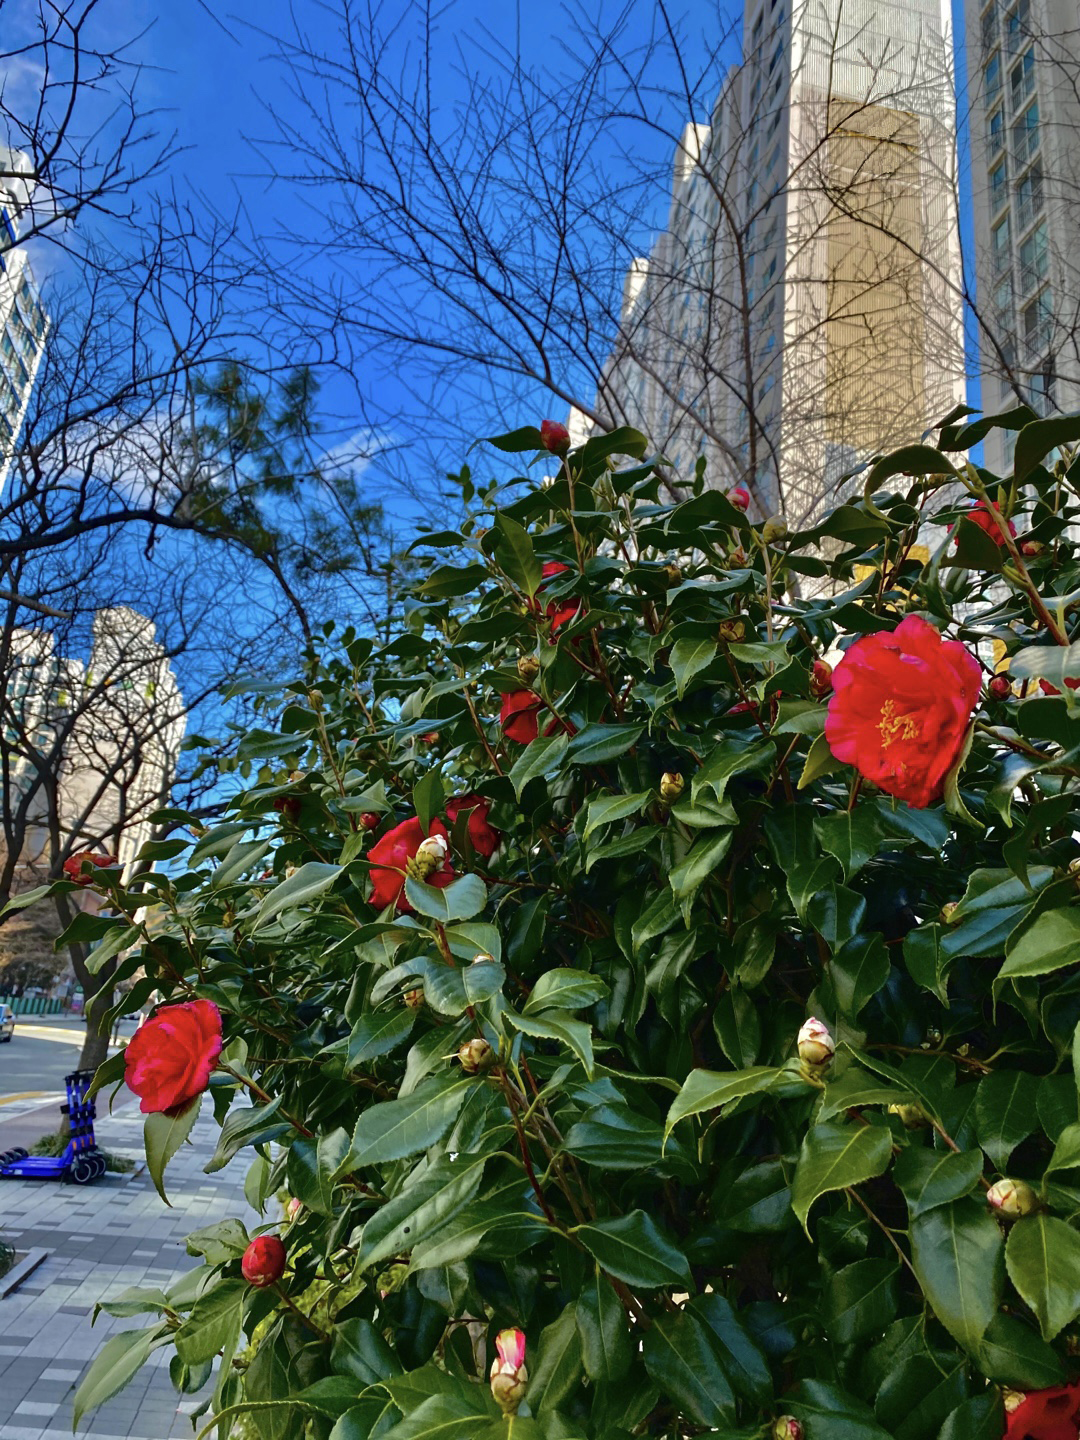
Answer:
0, 149, 48, 497
964, 0, 1080, 472
599, 0, 965, 526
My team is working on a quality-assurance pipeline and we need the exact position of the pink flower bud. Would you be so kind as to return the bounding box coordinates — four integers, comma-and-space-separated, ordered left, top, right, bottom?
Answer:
359, 812, 380, 831
458, 1037, 495, 1074
987, 1177, 1039, 1218
241, 1235, 286, 1287
772, 1419, 803, 1440
988, 674, 1011, 701
797, 1017, 834, 1066
728, 485, 751, 512
540, 420, 571, 456
490, 1328, 528, 1415
810, 660, 833, 698
286, 1198, 303, 1222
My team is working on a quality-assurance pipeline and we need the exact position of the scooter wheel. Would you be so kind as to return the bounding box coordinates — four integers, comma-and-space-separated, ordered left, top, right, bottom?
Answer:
10, 1148, 28, 1160
71, 1156, 96, 1185
91, 1154, 107, 1179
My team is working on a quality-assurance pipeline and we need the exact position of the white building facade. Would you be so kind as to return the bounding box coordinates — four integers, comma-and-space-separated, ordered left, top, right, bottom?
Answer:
0, 151, 48, 496
600, 0, 966, 527
963, 0, 1080, 472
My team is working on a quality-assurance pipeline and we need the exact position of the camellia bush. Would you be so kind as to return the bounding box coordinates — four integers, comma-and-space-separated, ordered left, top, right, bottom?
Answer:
30, 405, 1080, 1440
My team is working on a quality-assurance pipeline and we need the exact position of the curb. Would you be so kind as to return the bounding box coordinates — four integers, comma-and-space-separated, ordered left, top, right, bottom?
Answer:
0, 1246, 48, 1297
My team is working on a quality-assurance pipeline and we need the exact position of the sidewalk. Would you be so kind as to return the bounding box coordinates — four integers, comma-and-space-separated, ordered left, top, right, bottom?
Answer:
0, 1099, 260, 1439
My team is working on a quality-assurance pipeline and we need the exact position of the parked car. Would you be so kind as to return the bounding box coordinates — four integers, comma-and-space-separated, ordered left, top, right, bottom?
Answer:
0, 1005, 15, 1042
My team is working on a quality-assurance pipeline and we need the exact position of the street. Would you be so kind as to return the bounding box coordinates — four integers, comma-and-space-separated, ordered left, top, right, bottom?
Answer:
0, 1016, 131, 1153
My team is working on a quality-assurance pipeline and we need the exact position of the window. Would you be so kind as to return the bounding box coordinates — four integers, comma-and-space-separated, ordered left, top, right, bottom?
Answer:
765, 144, 780, 174
1030, 362, 1054, 415
752, 12, 764, 50
0, 210, 14, 247
1023, 285, 1053, 353
1019, 219, 1048, 293
992, 214, 1011, 276
1010, 47, 1035, 111
990, 157, 1008, 212
1012, 100, 1039, 166
988, 107, 1005, 158
985, 52, 1002, 103
1015, 158, 1043, 230
981, 1, 997, 54
768, 38, 783, 74
1005, 0, 1029, 53
994, 273, 1013, 317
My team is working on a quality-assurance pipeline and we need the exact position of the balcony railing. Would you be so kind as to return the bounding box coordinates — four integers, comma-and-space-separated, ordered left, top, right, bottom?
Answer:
1015, 190, 1042, 232
1013, 124, 1039, 168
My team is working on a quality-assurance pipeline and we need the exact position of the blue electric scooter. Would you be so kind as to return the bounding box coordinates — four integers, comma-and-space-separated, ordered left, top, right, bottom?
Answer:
0, 1070, 105, 1183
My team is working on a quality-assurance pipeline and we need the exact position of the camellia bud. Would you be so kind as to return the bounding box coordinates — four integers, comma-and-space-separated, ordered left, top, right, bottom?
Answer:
987, 1177, 1040, 1218
727, 485, 751, 512
988, 674, 1012, 701
286, 1198, 303, 1223
663, 563, 683, 585
810, 659, 833, 699
471, 952, 495, 966
888, 1102, 929, 1129
241, 1235, 286, 1288
517, 654, 541, 682
403, 987, 425, 1010
729, 546, 748, 566
490, 1328, 528, 1416
1002, 1390, 1026, 1415
359, 812, 380, 831
772, 1419, 804, 1440
421, 731, 439, 746
717, 617, 747, 643
1021, 539, 1045, 557
540, 419, 571, 456
660, 772, 685, 803
940, 901, 959, 924
797, 1017, 834, 1067
407, 833, 450, 882
761, 516, 788, 544
458, 1037, 495, 1074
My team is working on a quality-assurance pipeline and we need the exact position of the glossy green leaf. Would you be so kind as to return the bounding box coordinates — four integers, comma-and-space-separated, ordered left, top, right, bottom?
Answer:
790, 1121, 893, 1234
575, 1210, 690, 1289
641, 1311, 736, 1427
576, 1279, 631, 1381
1006, 1211, 1080, 1340
909, 1201, 1004, 1352
144, 1096, 201, 1206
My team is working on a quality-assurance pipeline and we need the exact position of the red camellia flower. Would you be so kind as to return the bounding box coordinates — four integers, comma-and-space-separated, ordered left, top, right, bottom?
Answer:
62, 852, 120, 886
1005, 1381, 1080, 1440
123, 999, 223, 1114
727, 485, 751, 512
368, 816, 454, 912
530, 561, 580, 633
540, 419, 571, 456
1039, 677, 1080, 697
500, 690, 546, 744
241, 1235, 287, 1288
824, 615, 981, 809
955, 497, 1016, 547
446, 794, 501, 858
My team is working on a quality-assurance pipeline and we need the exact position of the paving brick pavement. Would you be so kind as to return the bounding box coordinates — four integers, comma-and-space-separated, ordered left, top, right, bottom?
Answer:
0, 1101, 261, 1440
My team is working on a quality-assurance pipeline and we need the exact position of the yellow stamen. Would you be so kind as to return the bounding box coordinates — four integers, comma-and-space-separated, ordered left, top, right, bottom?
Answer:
878, 699, 919, 748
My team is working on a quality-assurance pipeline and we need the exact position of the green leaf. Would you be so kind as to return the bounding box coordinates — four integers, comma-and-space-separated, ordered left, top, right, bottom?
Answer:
576, 1279, 631, 1381
1014, 410, 1080, 483
505, 1010, 594, 1078
508, 733, 568, 798
693, 739, 774, 804
174, 1278, 247, 1365
819, 1065, 914, 1122
1006, 1211, 1080, 1340
331, 1318, 404, 1385
692, 1293, 772, 1405
790, 1121, 893, 1235
1046, 1121, 1080, 1175
494, 512, 543, 596
144, 1096, 201, 1206
254, 861, 341, 928
785, 1380, 894, 1440
403, 873, 488, 923
379, 1394, 490, 1440
909, 1201, 1004, 1352
665, 1066, 784, 1137
815, 808, 892, 879
937, 1394, 1003, 1440
668, 830, 732, 905
824, 1258, 899, 1344
799, 731, 848, 788
345, 1008, 417, 1070
582, 790, 651, 840
830, 933, 890, 1019
641, 1311, 736, 1427
566, 723, 643, 767
975, 1069, 1039, 1169
412, 770, 445, 833
72, 1326, 161, 1430
286, 1128, 350, 1216
575, 1210, 691, 1289
670, 637, 717, 697
357, 1155, 487, 1271
997, 907, 1080, 985
978, 1312, 1066, 1390
893, 1147, 984, 1219
346, 1077, 471, 1169
525, 1303, 583, 1414
204, 1099, 291, 1174
424, 959, 506, 1016
524, 968, 608, 1014
482, 425, 546, 453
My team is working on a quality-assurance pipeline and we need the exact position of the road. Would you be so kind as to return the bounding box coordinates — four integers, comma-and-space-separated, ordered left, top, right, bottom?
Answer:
0, 1013, 134, 1149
